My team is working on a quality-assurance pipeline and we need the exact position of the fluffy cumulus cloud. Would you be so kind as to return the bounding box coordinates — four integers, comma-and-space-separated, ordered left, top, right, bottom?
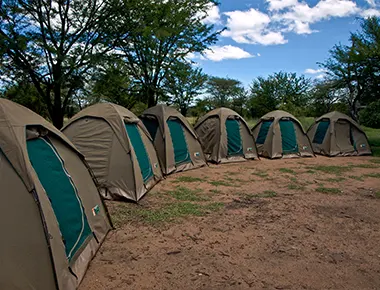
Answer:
220, 0, 379, 47
221, 9, 287, 45
203, 45, 253, 61
201, 3, 221, 24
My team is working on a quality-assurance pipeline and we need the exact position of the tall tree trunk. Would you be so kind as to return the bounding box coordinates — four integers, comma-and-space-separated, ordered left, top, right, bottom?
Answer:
147, 87, 156, 108
180, 106, 187, 116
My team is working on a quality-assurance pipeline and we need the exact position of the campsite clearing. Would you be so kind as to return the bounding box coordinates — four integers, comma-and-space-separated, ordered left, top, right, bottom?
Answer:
80, 156, 380, 290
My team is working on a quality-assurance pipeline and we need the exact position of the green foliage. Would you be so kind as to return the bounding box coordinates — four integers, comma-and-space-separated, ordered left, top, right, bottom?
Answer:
359, 100, 380, 129
206, 76, 246, 113
248, 71, 312, 118
163, 61, 208, 116
113, 0, 220, 107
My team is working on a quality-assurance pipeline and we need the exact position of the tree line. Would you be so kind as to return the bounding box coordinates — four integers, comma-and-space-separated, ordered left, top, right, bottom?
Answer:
0, 1, 379, 128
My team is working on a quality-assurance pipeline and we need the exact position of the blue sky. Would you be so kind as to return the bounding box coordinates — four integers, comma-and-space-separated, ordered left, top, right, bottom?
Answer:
193, 0, 380, 86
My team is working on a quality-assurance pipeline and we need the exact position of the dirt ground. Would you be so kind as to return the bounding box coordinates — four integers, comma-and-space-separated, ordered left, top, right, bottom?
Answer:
80, 156, 380, 290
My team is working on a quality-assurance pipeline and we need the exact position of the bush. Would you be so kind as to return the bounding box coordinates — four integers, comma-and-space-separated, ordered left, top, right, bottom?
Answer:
359, 101, 380, 129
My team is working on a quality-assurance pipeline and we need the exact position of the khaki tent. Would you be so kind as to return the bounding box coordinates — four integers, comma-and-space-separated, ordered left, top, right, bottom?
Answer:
252, 110, 314, 159
140, 105, 207, 175
307, 111, 372, 156
62, 103, 163, 201
0, 99, 111, 290
194, 108, 258, 163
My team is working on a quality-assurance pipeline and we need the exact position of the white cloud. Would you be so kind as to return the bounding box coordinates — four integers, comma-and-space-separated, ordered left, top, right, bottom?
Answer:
201, 3, 221, 24
257, 53, 261, 57
361, 8, 380, 17
267, 0, 298, 11
365, 0, 376, 7
316, 74, 326, 79
203, 45, 253, 61
305, 68, 327, 74
222, 9, 288, 45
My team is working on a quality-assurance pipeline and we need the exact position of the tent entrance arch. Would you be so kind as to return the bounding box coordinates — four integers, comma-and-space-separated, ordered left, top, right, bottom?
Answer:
167, 118, 191, 165
226, 118, 243, 156
279, 119, 299, 154
312, 119, 330, 145
125, 123, 153, 183
27, 137, 92, 261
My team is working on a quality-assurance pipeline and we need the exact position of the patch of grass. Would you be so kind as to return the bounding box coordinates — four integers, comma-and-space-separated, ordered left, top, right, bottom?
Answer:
316, 187, 341, 194
279, 168, 296, 174
174, 176, 203, 183
307, 165, 348, 175
288, 183, 305, 191
375, 191, 380, 199
364, 173, 380, 178
326, 177, 346, 182
369, 159, 380, 164
209, 189, 222, 194
352, 163, 377, 169
349, 175, 364, 181
167, 186, 207, 201
305, 169, 316, 174
112, 200, 224, 227
289, 177, 298, 183
253, 190, 277, 198
252, 169, 269, 178
364, 126, 380, 157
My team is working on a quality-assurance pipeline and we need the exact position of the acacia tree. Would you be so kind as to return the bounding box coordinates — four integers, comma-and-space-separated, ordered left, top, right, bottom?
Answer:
163, 61, 207, 116
113, 0, 221, 108
248, 71, 311, 117
0, 0, 114, 128
206, 76, 245, 108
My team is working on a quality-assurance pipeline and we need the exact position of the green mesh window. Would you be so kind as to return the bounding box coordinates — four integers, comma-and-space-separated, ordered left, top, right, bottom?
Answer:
313, 120, 329, 144
256, 120, 272, 144
125, 123, 153, 183
27, 137, 92, 261
279, 120, 299, 154
226, 119, 243, 156
167, 119, 191, 165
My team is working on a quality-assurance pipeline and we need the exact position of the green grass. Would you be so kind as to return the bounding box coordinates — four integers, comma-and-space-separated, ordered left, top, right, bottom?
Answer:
364, 126, 380, 157
226, 171, 239, 176
279, 168, 296, 174
167, 186, 208, 201
112, 201, 223, 226
252, 190, 277, 198
375, 192, 380, 199
288, 183, 306, 191
209, 189, 222, 194
349, 175, 364, 181
252, 169, 269, 178
316, 187, 341, 194
369, 159, 380, 164
364, 173, 380, 178
352, 163, 377, 169
174, 176, 203, 183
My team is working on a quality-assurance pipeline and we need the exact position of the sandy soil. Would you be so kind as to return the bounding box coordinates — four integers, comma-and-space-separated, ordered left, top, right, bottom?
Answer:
80, 156, 380, 290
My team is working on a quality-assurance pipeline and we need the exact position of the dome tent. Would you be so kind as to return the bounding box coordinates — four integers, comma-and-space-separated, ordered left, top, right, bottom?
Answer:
252, 110, 314, 159
62, 103, 163, 201
140, 105, 207, 175
194, 107, 258, 163
0, 99, 111, 290
307, 111, 372, 156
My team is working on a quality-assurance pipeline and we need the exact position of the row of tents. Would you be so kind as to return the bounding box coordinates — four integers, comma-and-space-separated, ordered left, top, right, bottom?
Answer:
0, 98, 372, 290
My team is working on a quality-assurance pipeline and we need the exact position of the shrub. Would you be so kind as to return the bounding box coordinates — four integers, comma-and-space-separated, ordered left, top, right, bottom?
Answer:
359, 100, 380, 129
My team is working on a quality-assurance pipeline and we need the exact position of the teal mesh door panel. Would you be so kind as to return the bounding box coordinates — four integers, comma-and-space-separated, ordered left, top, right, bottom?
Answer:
27, 137, 92, 261
167, 119, 191, 165
313, 120, 329, 144
226, 119, 243, 156
125, 123, 153, 182
279, 120, 299, 154
142, 118, 159, 140
256, 121, 272, 144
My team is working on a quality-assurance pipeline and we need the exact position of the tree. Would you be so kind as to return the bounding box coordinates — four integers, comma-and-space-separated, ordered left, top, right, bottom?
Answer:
91, 60, 140, 110
163, 61, 207, 116
319, 17, 380, 120
113, 0, 220, 108
0, 0, 114, 128
206, 76, 245, 108
248, 71, 311, 118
